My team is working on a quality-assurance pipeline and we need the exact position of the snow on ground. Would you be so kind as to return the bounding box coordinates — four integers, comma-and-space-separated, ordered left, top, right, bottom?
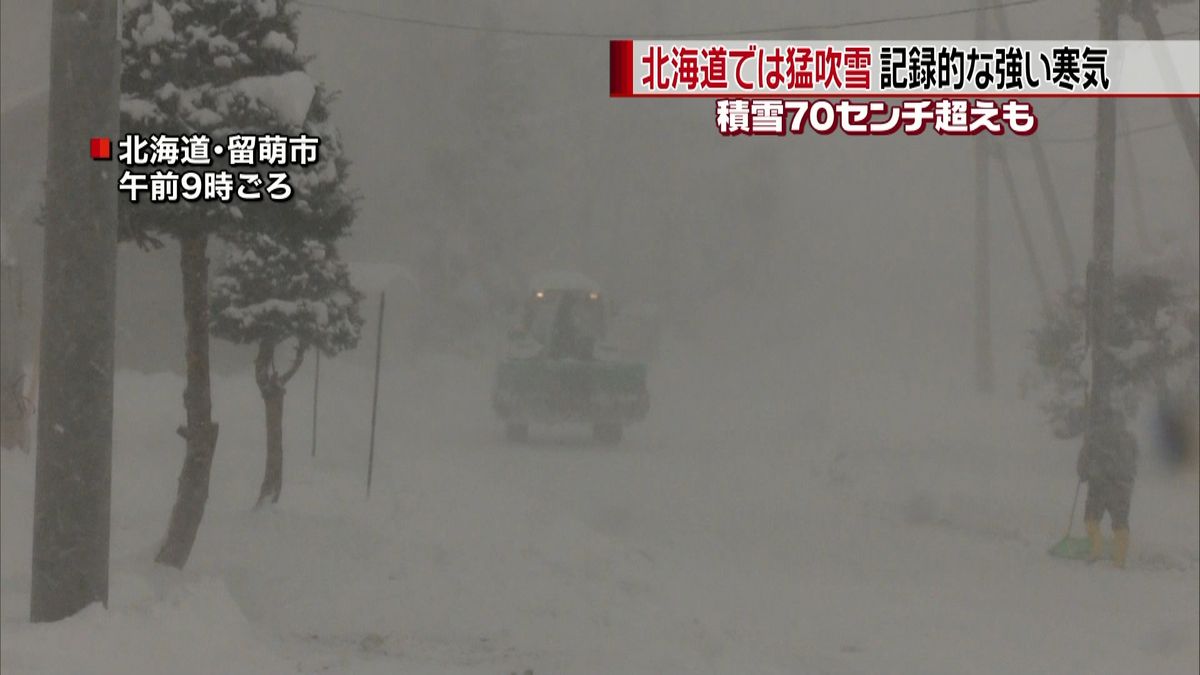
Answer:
2, 335, 1198, 674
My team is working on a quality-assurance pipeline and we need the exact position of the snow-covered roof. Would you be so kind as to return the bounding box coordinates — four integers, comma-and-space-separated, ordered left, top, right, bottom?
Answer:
528, 270, 602, 294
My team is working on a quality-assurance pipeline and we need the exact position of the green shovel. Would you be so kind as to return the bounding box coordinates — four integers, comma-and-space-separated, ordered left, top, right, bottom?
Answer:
1048, 480, 1111, 560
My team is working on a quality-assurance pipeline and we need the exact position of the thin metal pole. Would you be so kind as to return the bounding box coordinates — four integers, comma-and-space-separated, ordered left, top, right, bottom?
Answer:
366, 291, 385, 498
310, 350, 320, 458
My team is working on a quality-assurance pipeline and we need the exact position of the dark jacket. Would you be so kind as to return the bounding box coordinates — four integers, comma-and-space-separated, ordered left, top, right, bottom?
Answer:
1077, 418, 1138, 485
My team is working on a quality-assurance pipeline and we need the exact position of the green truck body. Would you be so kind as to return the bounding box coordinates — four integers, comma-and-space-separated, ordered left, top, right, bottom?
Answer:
492, 356, 649, 426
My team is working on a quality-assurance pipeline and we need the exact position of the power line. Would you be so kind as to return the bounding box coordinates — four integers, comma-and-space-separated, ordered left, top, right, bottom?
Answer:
295, 2, 1193, 147
294, 0, 1051, 39
1038, 119, 1180, 144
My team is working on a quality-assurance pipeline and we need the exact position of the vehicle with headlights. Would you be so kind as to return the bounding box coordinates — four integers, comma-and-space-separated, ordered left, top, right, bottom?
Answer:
492, 272, 649, 444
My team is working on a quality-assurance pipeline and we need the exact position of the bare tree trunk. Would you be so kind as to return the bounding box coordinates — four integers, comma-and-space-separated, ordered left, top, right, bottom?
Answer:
156, 234, 219, 569
254, 340, 284, 507
257, 386, 285, 507
254, 339, 304, 507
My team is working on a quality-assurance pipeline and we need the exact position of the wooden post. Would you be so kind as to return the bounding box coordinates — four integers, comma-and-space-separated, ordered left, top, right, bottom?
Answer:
31, 0, 119, 622
366, 291, 385, 498
311, 350, 320, 458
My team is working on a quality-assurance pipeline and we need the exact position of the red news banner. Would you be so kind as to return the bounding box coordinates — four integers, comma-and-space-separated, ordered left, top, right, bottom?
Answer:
608, 40, 1200, 137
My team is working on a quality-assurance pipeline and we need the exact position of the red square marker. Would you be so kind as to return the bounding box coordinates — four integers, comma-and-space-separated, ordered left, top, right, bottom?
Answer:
90, 137, 112, 160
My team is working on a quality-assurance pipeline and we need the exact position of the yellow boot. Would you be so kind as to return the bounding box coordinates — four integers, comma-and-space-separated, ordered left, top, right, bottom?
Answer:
1085, 520, 1104, 562
1112, 528, 1130, 569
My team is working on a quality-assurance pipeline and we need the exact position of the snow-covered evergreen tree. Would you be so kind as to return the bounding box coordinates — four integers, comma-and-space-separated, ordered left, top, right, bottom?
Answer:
212, 234, 362, 506
121, 0, 313, 239
1030, 273, 1199, 439
121, 0, 349, 565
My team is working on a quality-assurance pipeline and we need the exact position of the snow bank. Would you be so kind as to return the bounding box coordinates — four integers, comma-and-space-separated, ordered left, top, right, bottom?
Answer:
0, 580, 293, 675
1, 350, 1195, 674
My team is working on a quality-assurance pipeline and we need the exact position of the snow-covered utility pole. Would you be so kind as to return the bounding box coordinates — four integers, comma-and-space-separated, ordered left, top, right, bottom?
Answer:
973, 0, 995, 393
31, 0, 119, 622
1085, 0, 1120, 434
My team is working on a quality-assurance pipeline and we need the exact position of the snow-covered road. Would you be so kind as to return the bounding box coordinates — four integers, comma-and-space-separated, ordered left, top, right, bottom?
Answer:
3, 341, 1198, 674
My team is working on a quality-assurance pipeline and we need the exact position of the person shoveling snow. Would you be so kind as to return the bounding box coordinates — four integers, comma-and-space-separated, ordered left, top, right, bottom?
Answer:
1051, 411, 1138, 567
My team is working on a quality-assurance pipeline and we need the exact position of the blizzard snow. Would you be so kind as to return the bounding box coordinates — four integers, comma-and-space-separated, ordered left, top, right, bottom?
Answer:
230, 72, 316, 128
2, 331, 1197, 674
2, 1, 1197, 671
0, 577, 294, 675
250, 0, 278, 20
119, 96, 163, 124
262, 30, 297, 55
131, 2, 174, 48
529, 270, 603, 294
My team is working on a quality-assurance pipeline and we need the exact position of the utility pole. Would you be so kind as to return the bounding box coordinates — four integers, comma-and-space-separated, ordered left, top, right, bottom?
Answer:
994, 141, 1052, 314
990, 6, 1078, 285
1025, 118, 1079, 285
1085, 0, 1120, 437
973, 0, 995, 393
1119, 109, 1155, 253
31, 0, 119, 622
1129, 0, 1200, 176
